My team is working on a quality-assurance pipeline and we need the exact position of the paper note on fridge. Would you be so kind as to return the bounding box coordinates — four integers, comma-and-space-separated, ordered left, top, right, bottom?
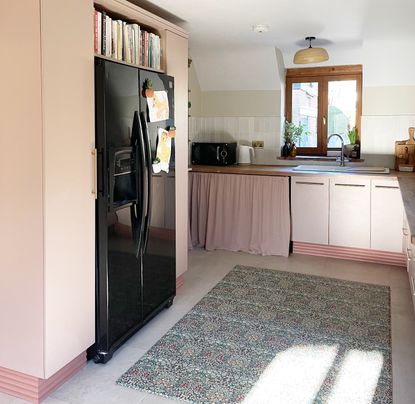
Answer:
147, 91, 169, 122
152, 128, 171, 174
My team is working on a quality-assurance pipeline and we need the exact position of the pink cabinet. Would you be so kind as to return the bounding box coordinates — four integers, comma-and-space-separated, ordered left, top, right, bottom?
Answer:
0, 0, 95, 379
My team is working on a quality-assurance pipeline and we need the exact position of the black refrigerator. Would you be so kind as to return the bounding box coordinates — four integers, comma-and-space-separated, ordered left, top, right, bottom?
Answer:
88, 58, 176, 364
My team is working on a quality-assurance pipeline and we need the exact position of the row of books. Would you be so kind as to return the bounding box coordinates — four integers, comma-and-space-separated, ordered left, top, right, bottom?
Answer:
94, 9, 161, 70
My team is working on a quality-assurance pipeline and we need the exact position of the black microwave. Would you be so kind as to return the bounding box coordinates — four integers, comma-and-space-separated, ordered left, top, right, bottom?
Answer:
191, 142, 237, 166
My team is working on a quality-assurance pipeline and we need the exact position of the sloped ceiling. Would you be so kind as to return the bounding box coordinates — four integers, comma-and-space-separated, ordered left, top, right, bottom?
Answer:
191, 46, 280, 91
133, 0, 415, 90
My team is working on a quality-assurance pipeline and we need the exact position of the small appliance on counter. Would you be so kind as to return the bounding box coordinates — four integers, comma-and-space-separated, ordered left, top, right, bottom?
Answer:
191, 142, 237, 165
237, 145, 255, 165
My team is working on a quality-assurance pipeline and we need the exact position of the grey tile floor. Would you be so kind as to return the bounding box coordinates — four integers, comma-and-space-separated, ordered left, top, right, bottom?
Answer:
1, 249, 415, 403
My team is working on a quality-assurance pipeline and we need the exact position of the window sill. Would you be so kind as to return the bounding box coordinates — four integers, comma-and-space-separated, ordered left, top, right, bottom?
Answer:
277, 156, 364, 163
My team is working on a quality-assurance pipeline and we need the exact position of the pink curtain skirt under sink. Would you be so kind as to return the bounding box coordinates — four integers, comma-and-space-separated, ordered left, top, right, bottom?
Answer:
189, 172, 290, 257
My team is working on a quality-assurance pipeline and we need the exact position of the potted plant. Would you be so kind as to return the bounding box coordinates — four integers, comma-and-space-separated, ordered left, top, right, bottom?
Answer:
346, 125, 360, 159
282, 121, 306, 157
143, 79, 154, 97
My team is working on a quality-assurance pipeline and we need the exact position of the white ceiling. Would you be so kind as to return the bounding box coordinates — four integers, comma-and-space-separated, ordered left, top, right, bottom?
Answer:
139, 0, 415, 90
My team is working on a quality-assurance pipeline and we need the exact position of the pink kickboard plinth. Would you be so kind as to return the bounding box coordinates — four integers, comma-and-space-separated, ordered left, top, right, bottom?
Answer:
176, 274, 184, 290
293, 242, 407, 267
0, 352, 86, 403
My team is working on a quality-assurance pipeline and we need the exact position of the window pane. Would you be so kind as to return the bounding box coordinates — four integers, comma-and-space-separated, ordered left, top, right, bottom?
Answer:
327, 80, 357, 147
291, 82, 318, 147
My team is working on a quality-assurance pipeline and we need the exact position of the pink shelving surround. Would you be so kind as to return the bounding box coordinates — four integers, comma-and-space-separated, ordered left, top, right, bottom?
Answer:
293, 242, 406, 267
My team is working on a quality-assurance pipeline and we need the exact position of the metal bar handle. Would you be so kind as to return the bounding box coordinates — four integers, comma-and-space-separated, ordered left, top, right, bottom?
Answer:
91, 148, 97, 199
295, 181, 325, 186
335, 183, 366, 187
375, 185, 399, 189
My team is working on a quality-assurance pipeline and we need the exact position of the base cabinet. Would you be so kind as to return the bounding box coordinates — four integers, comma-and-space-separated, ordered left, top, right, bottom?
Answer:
292, 175, 405, 255
329, 177, 371, 248
291, 176, 329, 244
371, 179, 404, 252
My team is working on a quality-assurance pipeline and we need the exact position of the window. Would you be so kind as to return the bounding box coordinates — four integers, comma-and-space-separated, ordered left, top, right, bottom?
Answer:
285, 65, 362, 156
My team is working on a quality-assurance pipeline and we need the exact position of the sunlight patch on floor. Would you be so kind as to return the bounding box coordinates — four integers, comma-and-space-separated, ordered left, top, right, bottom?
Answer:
327, 349, 384, 404
242, 344, 339, 404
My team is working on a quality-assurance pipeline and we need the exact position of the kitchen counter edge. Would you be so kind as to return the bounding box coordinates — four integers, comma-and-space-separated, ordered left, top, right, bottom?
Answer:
190, 164, 415, 179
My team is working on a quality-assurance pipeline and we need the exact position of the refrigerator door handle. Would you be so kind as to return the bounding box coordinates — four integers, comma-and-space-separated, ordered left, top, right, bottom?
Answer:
91, 148, 98, 199
136, 112, 146, 255
140, 112, 153, 252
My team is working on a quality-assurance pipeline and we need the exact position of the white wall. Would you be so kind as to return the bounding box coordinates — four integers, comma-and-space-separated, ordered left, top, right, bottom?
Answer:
360, 38, 415, 167
201, 90, 281, 117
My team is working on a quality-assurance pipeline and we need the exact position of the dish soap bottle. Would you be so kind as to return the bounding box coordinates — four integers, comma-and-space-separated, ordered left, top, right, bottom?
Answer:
290, 143, 297, 157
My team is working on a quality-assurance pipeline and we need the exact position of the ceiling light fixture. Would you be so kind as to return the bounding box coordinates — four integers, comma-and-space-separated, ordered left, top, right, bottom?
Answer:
293, 36, 329, 64
252, 24, 269, 33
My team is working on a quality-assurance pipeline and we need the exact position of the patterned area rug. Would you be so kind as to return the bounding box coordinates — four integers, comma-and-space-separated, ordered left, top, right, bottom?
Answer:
117, 265, 392, 403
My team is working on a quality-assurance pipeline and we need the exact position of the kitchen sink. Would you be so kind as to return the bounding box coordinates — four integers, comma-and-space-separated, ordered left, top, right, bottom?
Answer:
292, 165, 390, 174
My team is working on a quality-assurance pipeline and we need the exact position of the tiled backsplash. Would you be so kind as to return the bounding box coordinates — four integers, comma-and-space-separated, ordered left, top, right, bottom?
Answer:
188, 116, 282, 164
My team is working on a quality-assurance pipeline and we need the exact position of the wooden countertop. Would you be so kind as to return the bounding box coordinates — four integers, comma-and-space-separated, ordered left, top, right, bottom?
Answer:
190, 164, 415, 179
398, 177, 415, 244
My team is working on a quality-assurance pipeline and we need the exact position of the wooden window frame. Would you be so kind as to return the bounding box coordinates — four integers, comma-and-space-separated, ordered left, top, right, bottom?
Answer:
285, 65, 362, 156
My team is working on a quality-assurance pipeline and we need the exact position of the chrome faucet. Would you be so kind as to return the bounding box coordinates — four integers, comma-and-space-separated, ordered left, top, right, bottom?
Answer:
327, 134, 346, 167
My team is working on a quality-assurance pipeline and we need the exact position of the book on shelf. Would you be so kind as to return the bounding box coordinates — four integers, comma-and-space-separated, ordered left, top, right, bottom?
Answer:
94, 10, 103, 55
101, 11, 106, 55
132, 23, 140, 65
144, 31, 148, 67
105, 15, 112, 57
117, 20, 122, 60
111, 20, 117, 59
94, 8, 161, 69
94, 10, 98, 53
